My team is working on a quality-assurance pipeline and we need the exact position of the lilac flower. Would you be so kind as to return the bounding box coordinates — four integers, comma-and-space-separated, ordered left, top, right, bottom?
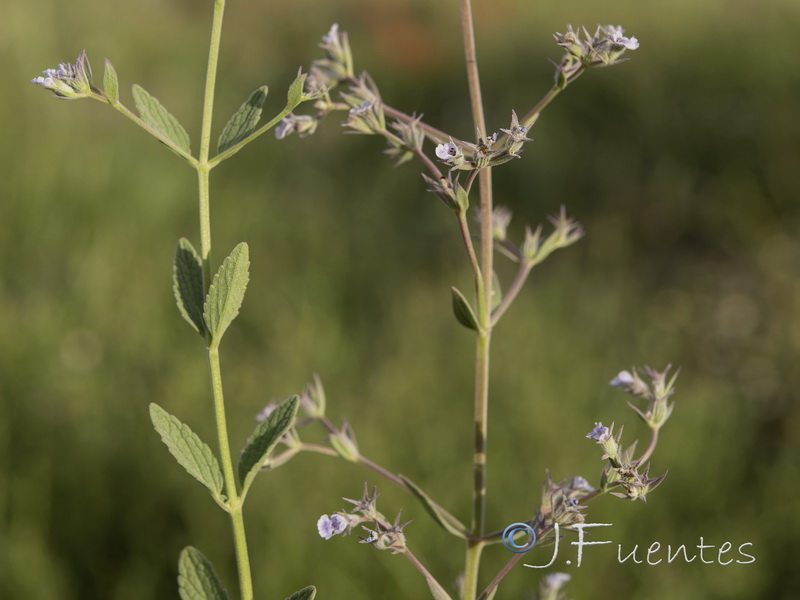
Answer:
586, 422, 611, 442
604, 25, 639, 50
317, 514, 347, 540
570, 475, 595, 493
609, 370, 635, 387
543, 572, 571, 588
322, 23, 340, 47
435, 140, 461, 161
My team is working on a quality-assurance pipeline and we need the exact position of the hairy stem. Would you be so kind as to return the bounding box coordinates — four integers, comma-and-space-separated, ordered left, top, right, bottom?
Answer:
197, 0, 227, 285
208, 348, 253, 600
196, 2, 254, 598
459, 0, 493, 598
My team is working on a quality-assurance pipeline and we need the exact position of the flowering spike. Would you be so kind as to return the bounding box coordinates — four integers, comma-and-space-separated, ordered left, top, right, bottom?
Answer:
31, 50, 96, 100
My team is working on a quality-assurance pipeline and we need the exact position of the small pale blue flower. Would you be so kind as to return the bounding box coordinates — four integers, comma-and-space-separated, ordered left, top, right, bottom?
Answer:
609, 370, 635, 387
435, 140, 461, 161
317, 514, 347, 540
587, 422, 611, 442
605, 25, 639, 50
322, 24, 340, 46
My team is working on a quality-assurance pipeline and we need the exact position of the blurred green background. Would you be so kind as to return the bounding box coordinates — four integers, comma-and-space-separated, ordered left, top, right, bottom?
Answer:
3, 0, 799, 598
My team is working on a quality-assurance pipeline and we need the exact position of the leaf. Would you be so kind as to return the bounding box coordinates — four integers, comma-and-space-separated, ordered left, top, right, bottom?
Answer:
132, 84, 192, 152
178, 546, 228, 600
285, 586, 316, 600
203, 243, 250, 347
173, 238, 206, 336
399, 475, 468, 539
238, 396, 299, 493
103, 59, 119, 105
286, 70, 307, 110
451, 286, 479, 331
217, 86, 269, 153
150, 403, 223, 498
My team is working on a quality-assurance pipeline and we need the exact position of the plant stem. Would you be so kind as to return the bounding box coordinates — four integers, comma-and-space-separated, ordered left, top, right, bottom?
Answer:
198, 0, 227, 285
403, 548, 453, 600
209, 348, 253, 600
195, 1, 254, 598
490, 261, 533, 326
637, 427, 659, 465
459, 0, 493, 598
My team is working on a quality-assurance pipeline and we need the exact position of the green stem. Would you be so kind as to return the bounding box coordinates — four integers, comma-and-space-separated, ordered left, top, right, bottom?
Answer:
197, 0, 227, 285
459, 0, 493, 598
200, 0, 226, 165
496, 68, 586, 147
195, 2, 253, 598
197, 165, 213, 292
403, 548, 453, 600
208, 348, 253, 600
490, 261, 533, 326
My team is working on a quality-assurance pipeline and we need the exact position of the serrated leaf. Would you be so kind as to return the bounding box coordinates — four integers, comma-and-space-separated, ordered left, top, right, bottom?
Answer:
178, 546, 228, 600
238, 396, 299, 493
286, 70, 307, 110
132, 84, 191, 152
285, 586, 316, 600
173, 238, 205, 336
217, 86, 269, 153
451, 286, 479, 331
150, 403, 223, 497
103, 59, 119, 105
203, 243, 250, 347
399, 475, 468, 539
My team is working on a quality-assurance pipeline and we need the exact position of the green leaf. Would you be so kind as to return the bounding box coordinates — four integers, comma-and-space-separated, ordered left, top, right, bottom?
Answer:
285, 586, 316, 600
103, 59, 119, 105
451, 286, 479, 331
178, 546, 228, 600
150, 403, 223, 498
173, 238, 206, 336
399, 475, 468, 539
217, 86, 269, 154
132, 84, 192, 152
238, 396, 299, 493
203, 243, 250, 347
286, 70, 307, 110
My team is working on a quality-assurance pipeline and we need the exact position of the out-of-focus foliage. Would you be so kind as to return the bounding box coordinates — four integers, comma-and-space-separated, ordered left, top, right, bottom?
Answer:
3, 0, 799, 598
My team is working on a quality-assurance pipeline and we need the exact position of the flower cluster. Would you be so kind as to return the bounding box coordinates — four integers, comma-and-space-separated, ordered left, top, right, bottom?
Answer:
305, 23, 354, 94
340, 74, 386, 135
421, 171, 469, 212
587, 421, 668, 503
553, 25, 639, 86
317, 484, 411, 554
610, 365, 678, 430
433, 111, 533, 171
31, 50, 95, 100
535, 472, 595, 529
